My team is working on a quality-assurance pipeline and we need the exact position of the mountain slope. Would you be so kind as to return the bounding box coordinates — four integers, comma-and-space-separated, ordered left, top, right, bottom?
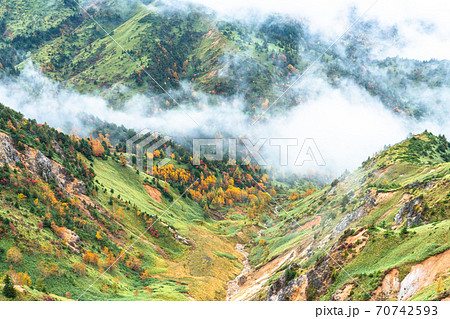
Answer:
0, 103, 279, 301
1, 1, 450, 303
230, 132, 450, 301
2, 0, 448, 119
0, 112, 449, 301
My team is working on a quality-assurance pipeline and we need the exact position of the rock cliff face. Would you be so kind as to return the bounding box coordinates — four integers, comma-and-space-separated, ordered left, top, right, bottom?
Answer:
333, 190, 378, 235
373, 269, 400, 300
266, 262, 338, 301
394, 197, 423, 227
266, 228, 369, 301
398, 250, 450, 301
0, 132, 86, 195
266, 264, 302, 301
0, 133, 21, 164
265, 224, 450, 302
53, 225, 81, 252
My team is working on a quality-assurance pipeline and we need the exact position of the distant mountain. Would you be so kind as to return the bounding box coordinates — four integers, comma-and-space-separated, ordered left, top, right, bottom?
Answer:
1, 0, 449, 119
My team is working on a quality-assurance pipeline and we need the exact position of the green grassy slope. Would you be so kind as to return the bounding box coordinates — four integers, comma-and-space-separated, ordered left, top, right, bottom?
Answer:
0, 104, 272, 301
248, 132, 450, 300
0, 148, 251, 301
3, 1, 448, 118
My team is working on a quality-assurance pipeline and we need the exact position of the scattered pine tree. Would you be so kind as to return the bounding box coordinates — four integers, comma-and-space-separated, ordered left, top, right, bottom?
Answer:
2, 274, 17, 299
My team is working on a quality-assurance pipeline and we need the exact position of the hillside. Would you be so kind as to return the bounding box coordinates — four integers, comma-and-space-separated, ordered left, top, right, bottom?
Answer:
228, 132, 450, 301
1, 103, 449, 301
0, 103, 282, 301
1, 0, 448, 119
1, 0, 449, 303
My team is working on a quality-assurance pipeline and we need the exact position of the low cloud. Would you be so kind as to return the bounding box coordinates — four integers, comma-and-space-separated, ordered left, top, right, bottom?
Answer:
0, 63, 441, 178
1, 1, 449, 178
176, 0, 450, 60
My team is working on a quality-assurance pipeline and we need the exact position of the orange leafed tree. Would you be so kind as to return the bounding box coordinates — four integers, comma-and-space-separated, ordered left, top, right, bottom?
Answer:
72, 262, 87, 275
125, 256, 142, 271
6, 247, 23, 264
140, 270, 150, 280
89, 137, 105, 157
119, 154, 127, 166
82, 250, 100, 264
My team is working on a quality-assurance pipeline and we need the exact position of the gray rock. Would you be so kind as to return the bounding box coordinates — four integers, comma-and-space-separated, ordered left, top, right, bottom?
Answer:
34, 151, 55, 181
333, 190, 377, 235
394, 197, 422, 227
0, 137, 20, 164
266, 264, 302, 301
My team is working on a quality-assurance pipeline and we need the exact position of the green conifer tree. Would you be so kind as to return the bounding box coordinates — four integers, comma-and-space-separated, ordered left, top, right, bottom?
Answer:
2, 274, 17, 299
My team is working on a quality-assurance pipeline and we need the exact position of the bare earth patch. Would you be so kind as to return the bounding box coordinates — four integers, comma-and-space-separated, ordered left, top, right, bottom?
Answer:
296, 216, 322, 233
332, 284, 355, 301
398, 249, 450, 300
144, 185, 162, 203
229, 241, 311, 301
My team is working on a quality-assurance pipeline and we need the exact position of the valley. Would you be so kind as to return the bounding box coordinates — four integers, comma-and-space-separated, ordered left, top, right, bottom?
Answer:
0, 95, 449, 302
0, 0, 449, 303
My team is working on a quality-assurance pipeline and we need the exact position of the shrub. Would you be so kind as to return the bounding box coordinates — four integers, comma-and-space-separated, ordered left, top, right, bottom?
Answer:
285, 267, 298, 283
400, 224, 408, 235
2, 275, 17, 299
6, 247, 23, 264
7, 271, 31, 286
125, 256, 142, 271
38, 262, 59, 278
82, 250, 100, 265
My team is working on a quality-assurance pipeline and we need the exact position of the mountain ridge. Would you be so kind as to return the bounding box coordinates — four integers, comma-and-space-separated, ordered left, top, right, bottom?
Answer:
2, 0, 449, 120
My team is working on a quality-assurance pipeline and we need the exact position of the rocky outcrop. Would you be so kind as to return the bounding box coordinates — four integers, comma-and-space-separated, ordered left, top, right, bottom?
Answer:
333, 190, 378, 235
238, 275, 247, 286
60, 227, 80, 246
394, 197, 422, 227
266, 228, 368, 301
333, 206, 365, 234
34, 150, 56, 181
266, 264, 304, 301
267, 261, 339, 301
406, 180, 435, 190
25, 148, 86, 195
0, 131, 86, 195
174, 232, 192, 246
165, 223, 192, 246
0, 133, 20, 164
331, 284, 354, 301
52, 224, 81, 252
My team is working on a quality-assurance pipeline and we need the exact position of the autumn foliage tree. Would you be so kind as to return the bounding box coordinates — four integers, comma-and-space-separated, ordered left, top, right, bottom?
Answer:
72, 262, 87, 276
6, 247, 23, 264
119, 154, 127, 166
89, 138, 105, 157
82, 250, 100, 265
6, 270, 31, 286
140, 270, 150, 280
125, 255, 142, 271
